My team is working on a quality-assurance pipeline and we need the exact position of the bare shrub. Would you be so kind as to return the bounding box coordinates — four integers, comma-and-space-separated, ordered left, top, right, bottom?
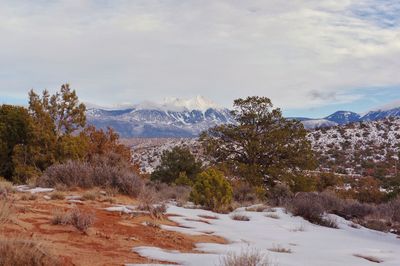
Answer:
0, 238, 59, 266
230, 213, 250, 221
361, 219, 389, 232
289, 193, 323, 222
288, 193, 337, 228
51, 210, 70, 225
233, 182, 258, 204
152, 182, 191, 205
137, 187, 166, 219
38, 154, 144, 197
319, 191, 344, 212
69, 208, 95, 233
219, 248, 271, 266
149, 204, 167, 220
137, 187, 159, 211
341, 200, 376, 219
38, 160, 92, 188
268, 183, 293, 206
386, 197, 400, 223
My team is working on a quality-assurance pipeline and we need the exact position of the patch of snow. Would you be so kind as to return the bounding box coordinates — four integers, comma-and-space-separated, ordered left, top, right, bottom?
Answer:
130, 205, 400, 266
104, 205, 136, 214
15, 185, 54, 194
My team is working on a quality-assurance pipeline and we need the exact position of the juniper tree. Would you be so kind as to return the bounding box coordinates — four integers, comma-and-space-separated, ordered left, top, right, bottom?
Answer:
151, 146, 202, 184
200, 96, 316, 188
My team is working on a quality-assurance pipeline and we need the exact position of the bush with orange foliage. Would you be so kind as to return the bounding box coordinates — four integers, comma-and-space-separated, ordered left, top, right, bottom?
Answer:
82, 125, 132, 163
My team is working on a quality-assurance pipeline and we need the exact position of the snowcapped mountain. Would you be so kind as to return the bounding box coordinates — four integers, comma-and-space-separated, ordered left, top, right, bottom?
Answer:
86, 98, 400, 137
324, 111, 361, 125
297, 100, 400, 129
86, 96, 235, 138
361, 107, 400, 122
301, 119, 338, 129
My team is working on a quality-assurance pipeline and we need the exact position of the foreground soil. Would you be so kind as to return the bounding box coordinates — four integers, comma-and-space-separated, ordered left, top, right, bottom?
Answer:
1, 189, 227, 266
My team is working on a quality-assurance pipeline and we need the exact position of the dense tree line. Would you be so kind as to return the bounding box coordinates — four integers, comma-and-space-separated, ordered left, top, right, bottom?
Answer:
0, 84, 131, 183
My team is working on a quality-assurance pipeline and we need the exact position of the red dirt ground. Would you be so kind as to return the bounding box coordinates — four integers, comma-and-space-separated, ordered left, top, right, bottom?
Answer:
1, 190, 227, 266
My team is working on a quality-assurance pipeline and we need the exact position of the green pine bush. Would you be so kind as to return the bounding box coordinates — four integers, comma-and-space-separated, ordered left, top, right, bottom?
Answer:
190, 168, 233, 212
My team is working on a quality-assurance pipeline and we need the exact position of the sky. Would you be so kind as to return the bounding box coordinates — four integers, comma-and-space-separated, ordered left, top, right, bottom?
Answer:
0, 0, 399, 118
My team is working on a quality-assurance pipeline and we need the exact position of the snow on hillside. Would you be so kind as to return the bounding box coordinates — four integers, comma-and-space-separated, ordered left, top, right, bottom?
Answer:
302, 119, 338, 129
125, 138, 203, 173
308, 118, 400, 174
127, 204, 400, 266
128, 118, 400, 175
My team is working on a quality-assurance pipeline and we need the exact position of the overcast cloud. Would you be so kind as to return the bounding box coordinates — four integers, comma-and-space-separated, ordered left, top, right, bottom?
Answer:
0, 0, 399, 112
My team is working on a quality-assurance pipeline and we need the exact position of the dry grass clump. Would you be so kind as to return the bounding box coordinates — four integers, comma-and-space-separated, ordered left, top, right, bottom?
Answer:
245, 205, 267, 212
265, 213, 280, 219
49, 191, 65, 200
51, 210, 71, 225
0, 180, 14, 198
233, 182, 259, 204
82, 190, 98, 201
69, 208, 95, 233
268, 244, 292, 253
353, 254, 383, 263
137, 187, 167, 219
0, 238, 59, 266
144, 220, 161, 229
0, 199, 12, 224
20, 194, 37, 201
150, 182, 191, 206
230, 213, 250, 221
51, 207, 95, 233
219, 248, 271, 266
104, 186, 118, 197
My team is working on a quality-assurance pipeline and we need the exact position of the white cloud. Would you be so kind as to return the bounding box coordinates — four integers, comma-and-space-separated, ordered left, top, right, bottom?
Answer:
0, 0, 399, 110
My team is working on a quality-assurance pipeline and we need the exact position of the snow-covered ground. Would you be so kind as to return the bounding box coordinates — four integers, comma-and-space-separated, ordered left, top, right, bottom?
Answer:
127, 204, 400, 266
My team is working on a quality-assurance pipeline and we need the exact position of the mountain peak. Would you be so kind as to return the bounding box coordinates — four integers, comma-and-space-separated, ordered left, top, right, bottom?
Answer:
324, 111, 361, 125
161, 95, 219, 111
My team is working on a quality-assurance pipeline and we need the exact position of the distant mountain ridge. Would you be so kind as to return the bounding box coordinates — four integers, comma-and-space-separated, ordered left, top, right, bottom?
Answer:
86, 96, 235, 137
86, 97, 400, 137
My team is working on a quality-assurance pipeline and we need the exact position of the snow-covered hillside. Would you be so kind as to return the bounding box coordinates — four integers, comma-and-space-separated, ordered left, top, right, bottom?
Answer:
308, 118, 400, 175
127, 204, 400, 266
127, 118, 400, 175
124, 138, 203, 173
